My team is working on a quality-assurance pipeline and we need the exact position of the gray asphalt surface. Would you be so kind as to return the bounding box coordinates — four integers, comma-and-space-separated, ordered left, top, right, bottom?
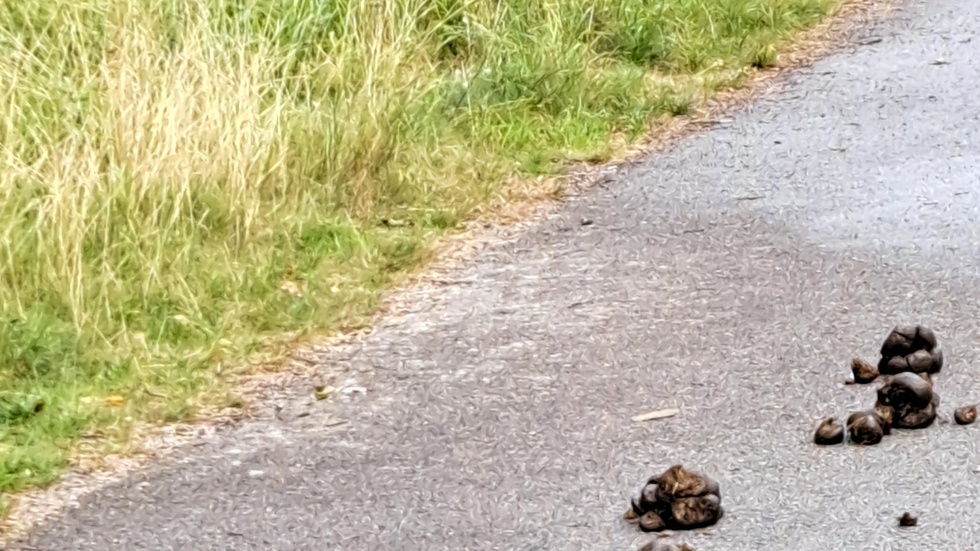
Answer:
15, 0, 980, 549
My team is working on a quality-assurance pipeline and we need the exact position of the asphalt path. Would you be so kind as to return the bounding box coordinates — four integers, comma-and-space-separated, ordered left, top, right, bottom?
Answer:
14, 0, 980, 549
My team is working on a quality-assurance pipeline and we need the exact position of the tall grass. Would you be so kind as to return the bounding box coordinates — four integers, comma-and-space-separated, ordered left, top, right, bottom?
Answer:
0, 0, 837, 501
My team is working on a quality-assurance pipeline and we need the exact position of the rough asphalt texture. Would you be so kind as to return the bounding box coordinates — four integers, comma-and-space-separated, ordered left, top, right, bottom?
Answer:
15, 0, 980, 549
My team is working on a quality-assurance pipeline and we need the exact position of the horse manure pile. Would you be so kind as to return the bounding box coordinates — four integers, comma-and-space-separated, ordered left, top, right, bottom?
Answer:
625, 465, 721, 549
816, 324, 976, 447
621, 324, 974, 549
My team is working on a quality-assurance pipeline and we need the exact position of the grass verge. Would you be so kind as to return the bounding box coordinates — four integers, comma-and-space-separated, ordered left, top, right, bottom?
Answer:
0, 0, 840, 511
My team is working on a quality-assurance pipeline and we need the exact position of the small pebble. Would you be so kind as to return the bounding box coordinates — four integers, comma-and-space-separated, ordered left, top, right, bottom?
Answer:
314, 385, 335, 401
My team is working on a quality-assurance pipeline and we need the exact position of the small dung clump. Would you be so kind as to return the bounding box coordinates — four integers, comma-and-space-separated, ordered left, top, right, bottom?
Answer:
636, 539, 696, 551
898, 512, 918, 527
847, 410, 888, 445
954, 405, 977, 425
625, 465, 723, 533
877, 325, 943, 376
850, 357, 879, 384
813, 417, 844, 445
879, 325, 917, 357
876, 372, 937, 429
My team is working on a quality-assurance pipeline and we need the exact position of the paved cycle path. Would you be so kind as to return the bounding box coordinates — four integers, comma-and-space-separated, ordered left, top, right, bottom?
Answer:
15, 0, 980, 549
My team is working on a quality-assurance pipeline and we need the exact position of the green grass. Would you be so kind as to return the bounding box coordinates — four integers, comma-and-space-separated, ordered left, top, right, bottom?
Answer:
0, 0, 839, 504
